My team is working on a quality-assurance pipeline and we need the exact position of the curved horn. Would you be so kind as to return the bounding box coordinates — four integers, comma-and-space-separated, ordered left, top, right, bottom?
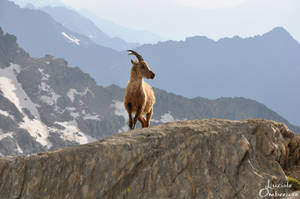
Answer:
128, 50, 144, 62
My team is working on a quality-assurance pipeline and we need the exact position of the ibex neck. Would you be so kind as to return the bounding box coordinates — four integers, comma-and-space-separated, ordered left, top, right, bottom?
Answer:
129, 76, 143, 84
129, 68, 143, 84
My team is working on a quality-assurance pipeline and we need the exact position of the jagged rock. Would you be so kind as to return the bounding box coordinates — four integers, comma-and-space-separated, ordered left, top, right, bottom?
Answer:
0, 136, 19, 156
12, 129, 46, 155
284, 134, 300, 180
0, 119, 299, 199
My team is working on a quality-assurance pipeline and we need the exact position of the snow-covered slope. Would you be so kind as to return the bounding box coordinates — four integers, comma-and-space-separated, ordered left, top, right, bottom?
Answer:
0, 63, 100, 155
0, 64, 51, 147
61, 32, 80, 45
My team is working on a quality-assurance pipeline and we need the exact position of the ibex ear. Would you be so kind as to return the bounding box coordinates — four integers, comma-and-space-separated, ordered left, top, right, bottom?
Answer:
131, 59, 138, 65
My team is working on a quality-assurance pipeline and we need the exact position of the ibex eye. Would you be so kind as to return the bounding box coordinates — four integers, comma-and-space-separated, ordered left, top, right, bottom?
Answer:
142, 65, 146, 69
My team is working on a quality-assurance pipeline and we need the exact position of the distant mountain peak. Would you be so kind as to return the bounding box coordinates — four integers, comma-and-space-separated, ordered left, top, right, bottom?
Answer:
269, 26, 289, 34
183, 27, 295, 44
184, 36, 215, 44
262, 26, 295, 41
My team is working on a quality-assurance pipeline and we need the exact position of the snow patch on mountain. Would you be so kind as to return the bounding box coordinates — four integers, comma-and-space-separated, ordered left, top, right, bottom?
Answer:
66, 107, 76, 111
54, 121, 96, 144
160, 112, 176, 123
0, 64, 102, 151
0, 109, 13, 119
39, 82, 60, 106
65, 107, 100, 120
111, 100, 127, 119
67, 88, 94, 103
38, 68, 50, 81
61, 32, 80, 45
0, 132, 12, 140
38, 68, 60, 107
0, 64, 40, 118
16, 141, 24, 154
0, 64, 52, 148
65, 107, 80, 118
152, 112, 176, 123
0, 132, 23, 153
0, 77, 20, 108
20, 117, 52, 148
111, 100, 129, 132
83, 113, 101, 121
70, 111, 80, 118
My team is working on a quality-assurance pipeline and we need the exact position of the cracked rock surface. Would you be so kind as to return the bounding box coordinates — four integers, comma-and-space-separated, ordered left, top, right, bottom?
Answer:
0, 119, 298, 199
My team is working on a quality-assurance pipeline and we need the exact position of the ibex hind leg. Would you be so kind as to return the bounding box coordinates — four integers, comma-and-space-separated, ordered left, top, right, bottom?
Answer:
146, 108, 153, 128
132, 106, 142, 130
138, 116, 147, 128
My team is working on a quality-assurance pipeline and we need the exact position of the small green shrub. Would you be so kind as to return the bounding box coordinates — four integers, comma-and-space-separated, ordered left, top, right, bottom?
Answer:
287, 176, 300, 191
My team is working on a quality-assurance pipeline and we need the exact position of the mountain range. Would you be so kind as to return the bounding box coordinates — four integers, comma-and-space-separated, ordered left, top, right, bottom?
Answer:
11, 0, 165, 44
40, 6, 140, 51
78, 8, 166, 44
133, 28, 300, 126
0, 0, 138, 52
0, 0, 299, 127
0, 28, 299, 157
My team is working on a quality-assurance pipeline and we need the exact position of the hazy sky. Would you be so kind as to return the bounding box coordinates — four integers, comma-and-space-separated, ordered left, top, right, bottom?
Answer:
12, 0, 300, 42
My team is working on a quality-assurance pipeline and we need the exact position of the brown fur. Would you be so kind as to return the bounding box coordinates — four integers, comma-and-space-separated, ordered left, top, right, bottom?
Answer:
124, 50, 156, 130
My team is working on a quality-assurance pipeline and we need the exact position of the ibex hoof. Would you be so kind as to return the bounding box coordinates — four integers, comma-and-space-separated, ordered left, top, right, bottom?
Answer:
129, 121, 134, 129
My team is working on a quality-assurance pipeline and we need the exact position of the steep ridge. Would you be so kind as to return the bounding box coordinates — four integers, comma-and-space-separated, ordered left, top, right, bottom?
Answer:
0, 119, 300, 198
40, 6, 140, 51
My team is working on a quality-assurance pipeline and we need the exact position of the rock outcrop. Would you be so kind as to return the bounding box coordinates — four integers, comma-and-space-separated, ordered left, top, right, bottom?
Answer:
1, 119, 300, 199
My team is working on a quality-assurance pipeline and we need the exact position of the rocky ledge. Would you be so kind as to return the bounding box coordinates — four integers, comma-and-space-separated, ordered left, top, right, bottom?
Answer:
1, 119, 300, 199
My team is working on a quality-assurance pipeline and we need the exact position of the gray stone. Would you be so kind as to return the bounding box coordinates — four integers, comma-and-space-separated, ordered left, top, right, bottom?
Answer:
0, 137, 19, 156
12, 129, 45, 155
0, 119, 298, 199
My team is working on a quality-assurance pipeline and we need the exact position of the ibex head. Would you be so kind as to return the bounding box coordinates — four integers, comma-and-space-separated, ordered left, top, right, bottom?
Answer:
128, 50, 155, 79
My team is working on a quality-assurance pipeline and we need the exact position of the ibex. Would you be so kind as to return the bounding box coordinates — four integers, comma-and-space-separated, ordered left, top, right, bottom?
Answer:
124, 50, 156, 130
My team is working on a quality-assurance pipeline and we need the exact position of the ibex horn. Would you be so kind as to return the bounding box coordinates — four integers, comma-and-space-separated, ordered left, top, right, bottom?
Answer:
128, 50, 144, 62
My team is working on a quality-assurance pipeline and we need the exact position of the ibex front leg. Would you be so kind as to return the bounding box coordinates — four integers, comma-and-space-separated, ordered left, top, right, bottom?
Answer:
127, 103, 133, 129
132, 106, 142, 130
146, 108, 153, 128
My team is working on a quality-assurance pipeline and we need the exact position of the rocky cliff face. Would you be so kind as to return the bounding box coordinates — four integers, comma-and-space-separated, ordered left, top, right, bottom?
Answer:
0, 119, 299, 199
